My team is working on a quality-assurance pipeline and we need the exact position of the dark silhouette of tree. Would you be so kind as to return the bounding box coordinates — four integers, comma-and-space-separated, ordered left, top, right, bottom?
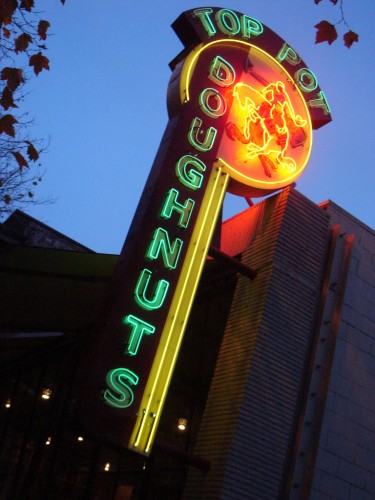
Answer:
314, 0, 359, 48
0, 0, 65, 218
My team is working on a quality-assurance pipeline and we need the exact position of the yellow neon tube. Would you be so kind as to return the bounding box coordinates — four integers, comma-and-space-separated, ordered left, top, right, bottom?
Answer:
129, 166, 229, 454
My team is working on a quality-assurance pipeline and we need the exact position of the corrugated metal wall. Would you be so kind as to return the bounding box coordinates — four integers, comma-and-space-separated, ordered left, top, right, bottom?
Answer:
184, 188, 331, 498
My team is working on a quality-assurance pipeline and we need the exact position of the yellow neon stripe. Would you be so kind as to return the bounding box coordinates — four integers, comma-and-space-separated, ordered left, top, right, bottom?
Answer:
132, 167, 220, 447
129, 167, 229, 454
132, 167, 227, 451
181, 39, 305, 103
145, 168, 228, 453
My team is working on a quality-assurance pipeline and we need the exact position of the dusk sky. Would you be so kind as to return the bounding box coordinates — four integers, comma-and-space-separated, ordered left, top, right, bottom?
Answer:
24, 0, 375, 254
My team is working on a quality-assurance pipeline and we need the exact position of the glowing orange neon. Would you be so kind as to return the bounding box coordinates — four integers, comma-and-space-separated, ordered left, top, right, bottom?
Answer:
226, 81, 307, 177
180, 41, 313, 193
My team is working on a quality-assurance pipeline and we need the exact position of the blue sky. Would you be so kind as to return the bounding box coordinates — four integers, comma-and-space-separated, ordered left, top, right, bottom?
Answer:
24, 0, 375, 253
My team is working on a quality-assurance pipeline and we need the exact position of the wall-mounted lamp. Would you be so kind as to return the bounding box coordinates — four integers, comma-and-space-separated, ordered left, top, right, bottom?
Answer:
41, 388, 52, 400
178, 418, 187, 431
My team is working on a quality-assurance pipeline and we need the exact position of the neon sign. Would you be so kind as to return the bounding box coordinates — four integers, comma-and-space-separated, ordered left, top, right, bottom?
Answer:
75, 7, 332, 456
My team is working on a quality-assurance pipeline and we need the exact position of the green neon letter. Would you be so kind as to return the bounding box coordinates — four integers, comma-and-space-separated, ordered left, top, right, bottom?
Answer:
103, 368, 139, 409
295, 68, 318, 93
209, 56, 236, 87
160, 188, 195, 228
123, 314, 155, 356
193, 8, 216, 37
199, 88, 227, 118
176, 155, 206, 190
146, 227, 183, 270
276, 42, 301, 66
308, 91, 331, 115
215, 9, 240, 36
188, 117, 217, 152
241, 15, 263, 38
134, 268, 169, 311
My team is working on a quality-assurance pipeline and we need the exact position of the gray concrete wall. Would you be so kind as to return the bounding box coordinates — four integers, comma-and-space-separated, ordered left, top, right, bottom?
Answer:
310, 202, 375, 500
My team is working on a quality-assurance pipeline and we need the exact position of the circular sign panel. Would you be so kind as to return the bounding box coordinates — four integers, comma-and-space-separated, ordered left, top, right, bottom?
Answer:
182, 40, 313, 197
217, 43, 312, 196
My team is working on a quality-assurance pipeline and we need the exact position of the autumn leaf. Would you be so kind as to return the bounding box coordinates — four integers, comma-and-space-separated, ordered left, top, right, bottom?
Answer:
25, 140, 39, 161
20, 0, 35, 11
15, 32, 32, 53
29, 52, 49, 75
11, 151, 29, 172
315, 20, 338, 45
0, 0, 18, 25
4, 194, 12, 205
343, 30, 359, 48
38, 20, 50, 40
2, 27, 11, 38
61, 0, 66, 4
1, 67, 25, 91
0, 113, 17, 136
329, 0, 339, 4
314, 0, 322, 4
0, 86, 18, 109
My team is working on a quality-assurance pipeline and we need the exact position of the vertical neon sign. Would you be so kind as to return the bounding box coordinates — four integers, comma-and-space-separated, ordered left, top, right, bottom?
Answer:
75, 7, 331, 455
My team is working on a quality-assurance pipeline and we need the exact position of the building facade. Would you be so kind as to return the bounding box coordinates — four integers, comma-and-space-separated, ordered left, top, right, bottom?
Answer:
1, 188, 374, 499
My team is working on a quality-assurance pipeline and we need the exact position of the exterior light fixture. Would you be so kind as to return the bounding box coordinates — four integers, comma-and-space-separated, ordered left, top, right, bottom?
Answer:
104, 462, 111, 472
77, 436, 84, 442
41, 388, 52, 400
45, 436, 52, 446
5, 399, 11, 409
178, 418, 187, 431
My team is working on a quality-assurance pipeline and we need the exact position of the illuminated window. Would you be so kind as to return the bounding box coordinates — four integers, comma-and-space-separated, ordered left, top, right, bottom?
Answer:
45, 436, 52, 446
104, 462, 111, 472
77, 436, 84, 442
5, 399, 11, 409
